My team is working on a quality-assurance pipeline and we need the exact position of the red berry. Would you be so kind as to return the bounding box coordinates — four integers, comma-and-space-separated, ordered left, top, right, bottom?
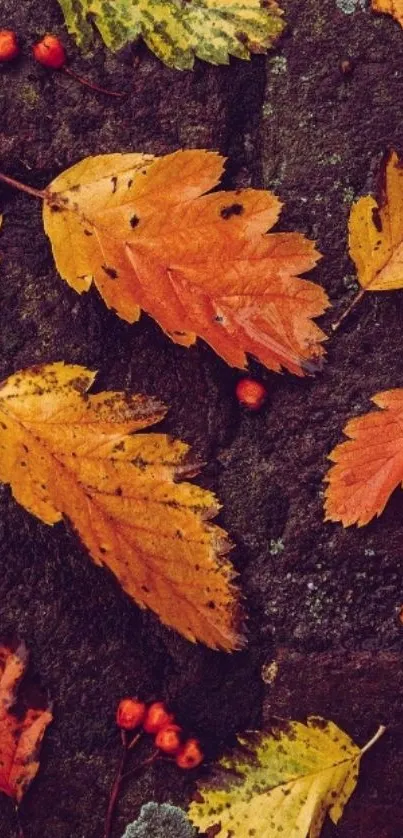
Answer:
0, 30, 19, 62
175, 738, 204, 769
155, 724, 182, 755
116, 698, 146, 731
143, 702, 174, 734
33, 34, 66, 69
235, 378, 268, 411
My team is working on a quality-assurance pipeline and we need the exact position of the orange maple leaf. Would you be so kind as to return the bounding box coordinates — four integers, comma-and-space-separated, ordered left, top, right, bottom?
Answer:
324, 390, 403, 526
0, 642, 52, 804
39, 150, 328, 376
0, 362, 242, 650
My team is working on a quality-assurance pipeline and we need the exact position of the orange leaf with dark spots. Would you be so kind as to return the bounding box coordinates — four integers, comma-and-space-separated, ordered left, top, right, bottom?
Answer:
41, 150, 328, 376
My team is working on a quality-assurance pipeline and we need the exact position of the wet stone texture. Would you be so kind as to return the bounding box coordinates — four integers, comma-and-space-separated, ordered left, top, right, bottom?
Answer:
1, 1, 403, 836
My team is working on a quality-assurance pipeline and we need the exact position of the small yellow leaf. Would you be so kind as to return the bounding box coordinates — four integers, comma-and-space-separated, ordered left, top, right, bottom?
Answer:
42, 149, 328, 376
349, 150, 403, 292
372, 0, 403, 26
188, 718, 384, 838
0, 362, 242, 650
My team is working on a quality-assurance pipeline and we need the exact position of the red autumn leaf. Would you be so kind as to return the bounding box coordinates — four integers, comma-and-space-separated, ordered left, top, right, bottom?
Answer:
0, 642, 52, 803
324, 389, 403, 526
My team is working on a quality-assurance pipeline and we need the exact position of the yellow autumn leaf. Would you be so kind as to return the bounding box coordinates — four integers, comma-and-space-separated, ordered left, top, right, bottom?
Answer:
334, 150, 403, 329
188, 717, 385, 838
0, 362, 242, 650
56, 0, 285, 70
372, 0, 403, 26
39, 149, 327, 376
350, 151, 403, 292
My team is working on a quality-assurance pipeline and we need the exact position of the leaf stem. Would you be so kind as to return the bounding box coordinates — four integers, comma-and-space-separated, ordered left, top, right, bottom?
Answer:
0, 172, 46, 200
14, 805, 25, 838
331, 287, 366, 332
63, 66, 126, 98
360, 724, 386, 756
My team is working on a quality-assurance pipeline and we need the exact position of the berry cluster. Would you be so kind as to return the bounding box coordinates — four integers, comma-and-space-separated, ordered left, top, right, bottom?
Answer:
0, 30, 123, 97
0, 30, 64, 66
116, 698, 204, 769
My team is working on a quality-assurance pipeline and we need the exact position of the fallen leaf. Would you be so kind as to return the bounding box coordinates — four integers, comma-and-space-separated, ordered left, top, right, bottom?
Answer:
56, 0, 285, 69
0, 642, 52, 804
335, 151, 403, 328
372, 0, 403, 26
0, 362, 242, 650
41, 149, 328, 376
188, 717, 385, 838
325, 389, 403, 526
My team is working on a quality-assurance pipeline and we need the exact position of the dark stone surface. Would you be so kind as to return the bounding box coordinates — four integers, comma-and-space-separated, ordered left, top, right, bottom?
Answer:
0, 1, 402, 836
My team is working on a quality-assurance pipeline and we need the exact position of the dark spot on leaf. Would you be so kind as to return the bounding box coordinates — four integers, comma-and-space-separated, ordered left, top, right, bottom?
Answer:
101, 265, 118, 279
372, 207, 383, 232
207, 601, 216, 609
130, 214, 140, 229
128, 179, 133, 188
84, 229, 93, 237
111, 176, 118, 194
220, 203, 244, 220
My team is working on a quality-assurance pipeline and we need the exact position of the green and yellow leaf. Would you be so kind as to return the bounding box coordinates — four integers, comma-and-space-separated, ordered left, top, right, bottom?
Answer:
57, 0, 285, 69
188, 717, 384, 838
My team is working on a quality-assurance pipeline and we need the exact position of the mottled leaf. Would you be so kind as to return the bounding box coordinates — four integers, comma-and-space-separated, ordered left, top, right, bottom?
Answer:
57, 0, 285, 69
188, 717, 384, 838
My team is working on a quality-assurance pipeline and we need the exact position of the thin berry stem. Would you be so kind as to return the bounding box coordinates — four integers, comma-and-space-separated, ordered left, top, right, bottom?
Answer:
331, 286, 366, 332
0, 171, 45, 200
63, 66, 125, 98
104, 732, 129, 838
128, 731, 142, 750
120, 749, 161, 782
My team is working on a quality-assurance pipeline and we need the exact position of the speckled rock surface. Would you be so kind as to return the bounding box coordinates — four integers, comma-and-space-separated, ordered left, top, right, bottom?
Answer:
0, 1, 403, 836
